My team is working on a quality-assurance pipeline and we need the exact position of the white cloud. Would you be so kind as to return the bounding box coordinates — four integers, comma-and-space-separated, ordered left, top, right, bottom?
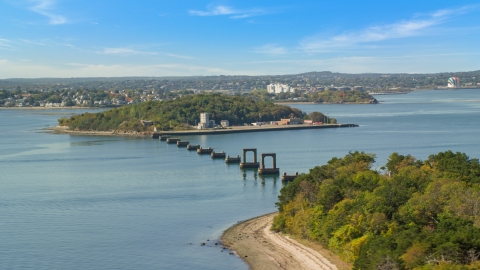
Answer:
101, 48, 158, 55
188, 5, 265, 19
0, 38, 14, 50
253, 44, 288, 55
300, 5, 478, 52
165, 53, 194, 60
19, 39, 47, 46
28, 0, 67, 25
242, 52, 480, 74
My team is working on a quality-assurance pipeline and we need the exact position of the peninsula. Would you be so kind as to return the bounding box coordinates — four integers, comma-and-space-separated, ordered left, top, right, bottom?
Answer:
56, 94, 357, 135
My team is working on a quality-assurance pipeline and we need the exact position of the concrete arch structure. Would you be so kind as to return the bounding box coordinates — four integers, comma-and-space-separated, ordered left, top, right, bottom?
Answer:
258, 153, 279, 175
240, 148, 260, 168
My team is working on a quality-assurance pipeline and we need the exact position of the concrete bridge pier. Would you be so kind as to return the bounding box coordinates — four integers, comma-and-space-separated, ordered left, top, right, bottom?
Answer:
258, 153, 279, 175
240, 148, 260, 168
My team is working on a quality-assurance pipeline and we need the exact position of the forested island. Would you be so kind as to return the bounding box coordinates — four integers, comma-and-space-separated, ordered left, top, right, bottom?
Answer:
273, 151, 480, 269
57, 94, 335, 132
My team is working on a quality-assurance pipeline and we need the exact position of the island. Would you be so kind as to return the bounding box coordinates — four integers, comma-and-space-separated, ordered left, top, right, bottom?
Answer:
56, 94, 358, 136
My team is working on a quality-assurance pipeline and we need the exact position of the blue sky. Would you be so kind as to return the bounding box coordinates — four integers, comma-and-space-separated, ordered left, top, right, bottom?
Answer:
1, 0, 479, 78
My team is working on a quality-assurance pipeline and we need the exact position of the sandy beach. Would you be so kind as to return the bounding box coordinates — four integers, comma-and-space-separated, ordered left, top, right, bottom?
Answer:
221, 213, 351, 270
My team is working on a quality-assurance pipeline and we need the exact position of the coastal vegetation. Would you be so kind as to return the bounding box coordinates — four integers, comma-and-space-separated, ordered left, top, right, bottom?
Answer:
273, 151, 480, 269
247, 88, 376, 103
57, 94, 332, 131
307, 89, 376, 103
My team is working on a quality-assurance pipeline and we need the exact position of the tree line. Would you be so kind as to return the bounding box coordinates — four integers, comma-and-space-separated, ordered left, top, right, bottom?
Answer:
58, 94, 334, 131
273, 151, 480, 269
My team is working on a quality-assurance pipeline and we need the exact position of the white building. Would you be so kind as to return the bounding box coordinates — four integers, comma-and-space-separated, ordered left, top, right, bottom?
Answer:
267, 84, 295, 94
198, 113, 215, 129
200, 112, 209, 124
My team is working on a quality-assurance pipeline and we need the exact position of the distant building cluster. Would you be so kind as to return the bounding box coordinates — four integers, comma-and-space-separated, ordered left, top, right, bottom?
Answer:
267, 84, 295, 94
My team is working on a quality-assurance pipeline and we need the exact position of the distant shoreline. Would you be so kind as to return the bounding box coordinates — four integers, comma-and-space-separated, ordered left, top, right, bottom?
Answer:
274, 101, 375, 105
0, 106, 101, 110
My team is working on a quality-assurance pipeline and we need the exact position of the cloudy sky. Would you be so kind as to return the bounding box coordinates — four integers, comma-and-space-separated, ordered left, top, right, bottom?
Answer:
1, 0, 479, 78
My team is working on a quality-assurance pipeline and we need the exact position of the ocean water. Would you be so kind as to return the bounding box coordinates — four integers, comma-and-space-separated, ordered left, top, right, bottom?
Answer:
1, 89, 480, 269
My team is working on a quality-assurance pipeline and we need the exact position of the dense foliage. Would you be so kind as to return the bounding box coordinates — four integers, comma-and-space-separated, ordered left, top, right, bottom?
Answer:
307, 89, 377, 103
58, 94, 309, 131
273, 151, 480, 269
243, 89, 376, 104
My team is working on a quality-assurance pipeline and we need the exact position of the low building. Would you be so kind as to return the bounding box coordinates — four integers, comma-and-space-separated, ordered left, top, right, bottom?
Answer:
220, 120, 229, 127
279, 118, 304, 125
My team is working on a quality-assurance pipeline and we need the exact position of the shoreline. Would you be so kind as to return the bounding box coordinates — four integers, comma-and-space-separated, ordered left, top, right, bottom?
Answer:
221, 212, 350, 270
0, 106, 104, 110
46, 123, 359, 137
44, 126, 149, 137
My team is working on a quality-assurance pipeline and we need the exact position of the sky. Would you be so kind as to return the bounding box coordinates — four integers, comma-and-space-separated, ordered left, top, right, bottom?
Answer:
1, 0, 480, 78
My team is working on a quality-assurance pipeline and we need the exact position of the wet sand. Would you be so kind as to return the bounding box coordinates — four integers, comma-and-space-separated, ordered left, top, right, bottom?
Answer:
221, 213, 351, 270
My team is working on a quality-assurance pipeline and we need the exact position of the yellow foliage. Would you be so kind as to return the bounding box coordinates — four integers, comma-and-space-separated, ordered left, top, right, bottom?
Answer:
283, 195, 312, 238
328, 222, 366, 261
342, 234, 371, 262
381, 221, 398, 237
400, 242, 430, 269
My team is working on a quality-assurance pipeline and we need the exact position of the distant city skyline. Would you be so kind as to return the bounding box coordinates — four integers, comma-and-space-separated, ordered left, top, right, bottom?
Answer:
1, 0, 479, 78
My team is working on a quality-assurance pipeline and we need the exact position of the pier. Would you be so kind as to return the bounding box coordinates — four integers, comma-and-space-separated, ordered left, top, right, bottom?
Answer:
258, 153, 279, 175
159, 135, 171, 141
187, 144, 200, 150
211, 151, 226, 159
152, 124, 358, 183
225, 155, 241, 163
177, 141, 189, 147
282, 172, 298, 182
197, 147, 214, 154
240, 148, 259, 168
151, 123, 359, 137
166, 138, 180, 144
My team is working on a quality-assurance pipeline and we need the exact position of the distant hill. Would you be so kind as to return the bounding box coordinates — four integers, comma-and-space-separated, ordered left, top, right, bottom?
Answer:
3, 70, 479, 92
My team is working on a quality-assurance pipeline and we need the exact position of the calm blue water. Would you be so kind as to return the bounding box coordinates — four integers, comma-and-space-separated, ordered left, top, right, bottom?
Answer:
1, 89, 480, 270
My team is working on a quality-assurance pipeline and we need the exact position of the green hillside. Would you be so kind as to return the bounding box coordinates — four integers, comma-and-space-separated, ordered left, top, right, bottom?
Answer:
58, 94, 311, 131
273, 151, 480, 269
